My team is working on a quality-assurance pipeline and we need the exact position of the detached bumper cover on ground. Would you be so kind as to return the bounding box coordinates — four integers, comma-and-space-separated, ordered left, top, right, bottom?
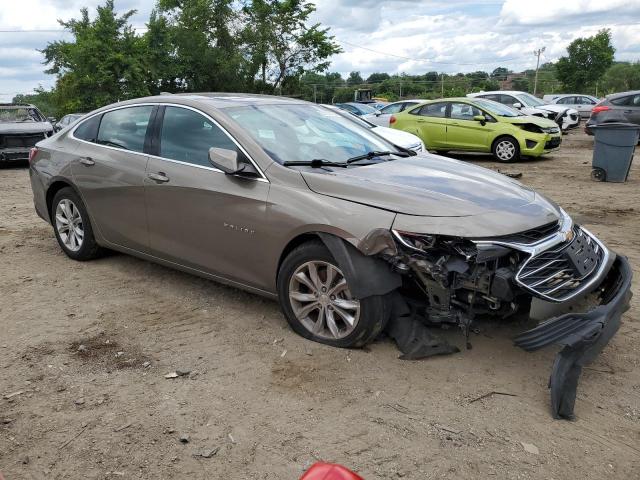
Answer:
515, 255, 633, 419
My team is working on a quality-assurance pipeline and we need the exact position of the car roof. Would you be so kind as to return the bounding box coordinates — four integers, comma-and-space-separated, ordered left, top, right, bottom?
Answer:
469, 91, 527, 95
111, 93, 309, 110
606, 90, 640, 99
0, 103, 37, 108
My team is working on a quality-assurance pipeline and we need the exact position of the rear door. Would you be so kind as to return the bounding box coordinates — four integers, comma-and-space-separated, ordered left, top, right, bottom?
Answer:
445, 102, 491, 150
144, 105, 270, 287
70, 105, 155, 252
409, 102, 448, 149
612, 94, 640, 125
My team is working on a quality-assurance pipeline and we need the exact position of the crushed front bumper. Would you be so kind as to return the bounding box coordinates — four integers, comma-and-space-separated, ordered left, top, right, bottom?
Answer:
514, 254, 632, 419
0, 147, 30, 162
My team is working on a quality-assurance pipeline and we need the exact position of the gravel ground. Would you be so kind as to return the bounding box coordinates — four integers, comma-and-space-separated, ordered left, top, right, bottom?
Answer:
1, 130, 639, 479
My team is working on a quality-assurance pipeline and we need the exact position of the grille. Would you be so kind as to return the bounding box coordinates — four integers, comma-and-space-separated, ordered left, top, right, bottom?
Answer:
516, 227, 605, 301
483, 221, 560, 245
545, 137, 561, 149
0, 133, 45, 149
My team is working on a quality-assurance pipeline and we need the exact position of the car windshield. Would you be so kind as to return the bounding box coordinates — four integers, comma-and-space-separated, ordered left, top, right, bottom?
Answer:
352, 103, 377, 114
473, 99, 522, 117
328, 107, 375, 129
226, 104, 395, 165
516, 93, 546, 107
0, 107, 43, 123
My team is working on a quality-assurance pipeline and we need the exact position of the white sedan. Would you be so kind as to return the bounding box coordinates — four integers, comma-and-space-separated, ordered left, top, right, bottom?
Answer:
325, 105, 425, 152
362, 99, 428, 127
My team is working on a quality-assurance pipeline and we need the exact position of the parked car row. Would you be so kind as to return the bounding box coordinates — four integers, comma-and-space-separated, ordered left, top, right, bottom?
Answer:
337, 94, 562, 162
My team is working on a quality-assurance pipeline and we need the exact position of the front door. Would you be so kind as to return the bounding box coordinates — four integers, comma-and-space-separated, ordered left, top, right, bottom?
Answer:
70, 105, 154, 252
144, 105, 270, 288
445, 102, 490, 150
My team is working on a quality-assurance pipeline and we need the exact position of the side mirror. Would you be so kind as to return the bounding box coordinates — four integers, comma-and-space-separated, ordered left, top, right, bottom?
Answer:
513, 102, 522, 109
47, 117, 57, 124
473, 114, 487, 126
208, 147, 244, 174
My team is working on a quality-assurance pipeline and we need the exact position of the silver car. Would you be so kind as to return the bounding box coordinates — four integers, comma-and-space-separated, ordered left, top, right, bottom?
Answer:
29, 93, 632, 419
544, 94, 600, 119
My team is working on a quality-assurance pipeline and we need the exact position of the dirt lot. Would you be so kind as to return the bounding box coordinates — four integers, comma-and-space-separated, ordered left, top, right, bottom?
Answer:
1, 131, 639, 479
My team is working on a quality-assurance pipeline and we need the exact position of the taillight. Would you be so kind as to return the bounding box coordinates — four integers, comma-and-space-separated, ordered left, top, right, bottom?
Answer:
389, 115, 397, 124
29, 147, 38, 164
592, 105, 610, 114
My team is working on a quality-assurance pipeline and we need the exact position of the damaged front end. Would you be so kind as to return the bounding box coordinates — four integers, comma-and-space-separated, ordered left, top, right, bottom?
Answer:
367, 211, 633, 419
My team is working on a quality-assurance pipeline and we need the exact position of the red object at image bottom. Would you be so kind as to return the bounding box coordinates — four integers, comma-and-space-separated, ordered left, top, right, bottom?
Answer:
300, 462, 364, 480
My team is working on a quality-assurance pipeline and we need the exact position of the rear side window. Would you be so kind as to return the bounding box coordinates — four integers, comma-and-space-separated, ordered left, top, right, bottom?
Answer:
159, 106, 238, 167
557, 96, 575, 105
73, 115, 101, 142
96, 106, 153, 153
413, 103, 447, 118
611, 94, 640, 106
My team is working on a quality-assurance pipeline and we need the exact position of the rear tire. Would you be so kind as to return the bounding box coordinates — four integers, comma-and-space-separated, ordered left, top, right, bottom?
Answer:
277, 241, 391, 348
51, 187, 102, 261
492, 136, 520, 162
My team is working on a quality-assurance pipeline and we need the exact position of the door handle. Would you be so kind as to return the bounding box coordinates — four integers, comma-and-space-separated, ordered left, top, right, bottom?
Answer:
148, 172, 170, 183
79, 157, 95, 166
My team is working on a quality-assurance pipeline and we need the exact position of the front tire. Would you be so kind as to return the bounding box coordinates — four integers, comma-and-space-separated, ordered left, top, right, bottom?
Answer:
492, 136, 520, 162
277, 241, 391, 348
51, 187, 102, 261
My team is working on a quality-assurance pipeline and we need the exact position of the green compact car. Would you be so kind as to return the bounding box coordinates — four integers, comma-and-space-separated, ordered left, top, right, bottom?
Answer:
390, 97, 562, 162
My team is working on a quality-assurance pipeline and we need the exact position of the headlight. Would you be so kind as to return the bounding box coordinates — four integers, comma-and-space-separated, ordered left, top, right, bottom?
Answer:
392, 230, 436, 252
542, 126, 560, 134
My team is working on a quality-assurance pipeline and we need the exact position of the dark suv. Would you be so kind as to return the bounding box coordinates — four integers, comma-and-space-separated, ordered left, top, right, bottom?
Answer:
0, 103, 54, 163
585, 90, 640, 135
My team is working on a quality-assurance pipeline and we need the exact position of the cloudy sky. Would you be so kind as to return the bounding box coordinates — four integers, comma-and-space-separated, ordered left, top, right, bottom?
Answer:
1, 0, 639, 101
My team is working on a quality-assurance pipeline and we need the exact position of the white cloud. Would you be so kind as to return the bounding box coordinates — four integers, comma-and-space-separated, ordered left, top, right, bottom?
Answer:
0, 0, 639, 101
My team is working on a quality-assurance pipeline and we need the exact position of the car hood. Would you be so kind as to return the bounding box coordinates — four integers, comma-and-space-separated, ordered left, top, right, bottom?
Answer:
533, 105, 578, 115
301, 154, 562, 220
0, 122, 53, 135
502, 115, 559, 129
371, 126, 422, 148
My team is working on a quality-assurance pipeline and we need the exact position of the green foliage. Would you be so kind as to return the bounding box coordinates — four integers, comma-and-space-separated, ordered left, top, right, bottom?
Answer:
601, 62, 640, 93
511, 77, 530, 92
12, 87, 58, 118
42, 0, 150, 115
366, 72, 390, 83
347, 71, 364, 86
556, 29, 615, 92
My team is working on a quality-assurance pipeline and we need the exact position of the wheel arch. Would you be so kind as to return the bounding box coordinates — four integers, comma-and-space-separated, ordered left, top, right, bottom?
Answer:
491, 134, 521, 153
45, 179, 81, 224
276, 230, 402, 300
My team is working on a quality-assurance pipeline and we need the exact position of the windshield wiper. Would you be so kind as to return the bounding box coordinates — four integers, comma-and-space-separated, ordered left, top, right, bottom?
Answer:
283, 159, 348, 168
346, 150, 410, 164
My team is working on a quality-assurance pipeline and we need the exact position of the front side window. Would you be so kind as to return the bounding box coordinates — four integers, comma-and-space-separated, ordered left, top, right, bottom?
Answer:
96, 106, 153, 153
226, 103, 395, 165
450, 103, 482, 120
472, 99, 521, 117
557, 96, 575, 105
499, 95, 520, 107
516, 93, 546, 107
415, 102, 447, 118
159, 106, 238, 167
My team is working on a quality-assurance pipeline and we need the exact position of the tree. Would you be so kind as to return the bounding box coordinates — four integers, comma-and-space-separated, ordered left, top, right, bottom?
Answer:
347, 71, 363, 86
511, 77, 530, 92
242, 0, 341, 91
556, 29, 615, 92
42, 0, 149, 114
143, 9, 181, 94
491, 67, 511, 80
12, 87, 57, 118
601, 62, 640, 93
366, 72, 390, 83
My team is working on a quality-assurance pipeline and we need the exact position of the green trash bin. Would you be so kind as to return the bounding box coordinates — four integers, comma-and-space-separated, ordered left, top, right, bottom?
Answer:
591, 123, 640, 182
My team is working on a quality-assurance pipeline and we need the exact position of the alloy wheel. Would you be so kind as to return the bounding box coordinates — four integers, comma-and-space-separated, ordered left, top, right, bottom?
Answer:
55, 199, 84, 252
288, 261, 360, 340
496, 140, 516, 161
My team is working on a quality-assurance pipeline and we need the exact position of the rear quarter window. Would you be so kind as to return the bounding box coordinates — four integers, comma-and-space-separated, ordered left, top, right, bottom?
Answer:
73, 115, 101, 142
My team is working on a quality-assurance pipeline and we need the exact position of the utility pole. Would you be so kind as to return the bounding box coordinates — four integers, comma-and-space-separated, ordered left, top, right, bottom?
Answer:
313, 84, 317, 103
533, 47, 546, 95
441, 73, 444, 97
